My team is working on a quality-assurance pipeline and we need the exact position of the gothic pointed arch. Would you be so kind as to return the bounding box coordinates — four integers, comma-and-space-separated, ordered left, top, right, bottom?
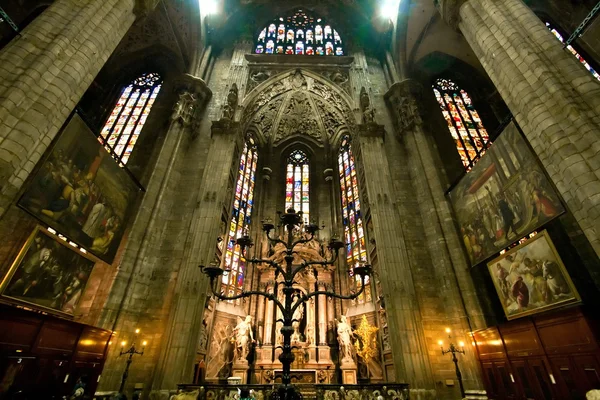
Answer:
240, 69, 357, 148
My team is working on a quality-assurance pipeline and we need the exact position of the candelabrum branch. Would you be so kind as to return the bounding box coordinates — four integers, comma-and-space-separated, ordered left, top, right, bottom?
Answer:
291, 276, 367, 314
209, 286, 285, 312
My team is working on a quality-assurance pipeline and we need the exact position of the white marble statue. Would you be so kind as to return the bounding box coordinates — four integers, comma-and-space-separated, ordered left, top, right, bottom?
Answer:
233, 315, 254, 361
291, 301, 304, 343
337, 315, 354, 363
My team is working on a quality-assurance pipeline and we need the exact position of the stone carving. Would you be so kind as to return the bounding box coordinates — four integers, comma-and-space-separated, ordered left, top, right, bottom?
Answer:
247, 70, 272, 93
310, 80, 356, 131
337, 315, 355, 363
251, 94, 284, 137
291, 299, 304, 344
385, 81, 423, 133
263, 369, 275, 383
205, 321, 233, 379
233, 315, 254, 362
359, 87, 376, 124
172, 91, 198, 126
222, 83, 238, 121
291, 69, 307, 90
274, 93, 322, 144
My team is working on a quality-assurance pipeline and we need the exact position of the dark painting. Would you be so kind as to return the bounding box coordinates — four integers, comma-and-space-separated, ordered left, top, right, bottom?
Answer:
18, 114, 139, 263
449, 122, 565, 266
1, 226, 96, 316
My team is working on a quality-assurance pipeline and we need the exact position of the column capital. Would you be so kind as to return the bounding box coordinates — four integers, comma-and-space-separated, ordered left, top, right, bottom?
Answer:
134, 0, 160, 17
384, 79, 423, 135
435, 0, 467, 30
356, 123, 386, 139
211, 120, 241, 137
171, 74, 212, 130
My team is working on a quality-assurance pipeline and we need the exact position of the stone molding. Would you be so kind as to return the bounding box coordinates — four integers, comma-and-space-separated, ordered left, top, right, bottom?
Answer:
384, 79, 423, 136
171, 74, 212, 132
435, 0, 468, 30
356, 123, 386, 139
211, 120, 241, 137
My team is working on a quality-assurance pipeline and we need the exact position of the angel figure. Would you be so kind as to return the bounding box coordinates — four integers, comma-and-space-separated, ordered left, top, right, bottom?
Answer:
233, 315, 254, 361
336, 315, 355, 363
291, 296, 304, 343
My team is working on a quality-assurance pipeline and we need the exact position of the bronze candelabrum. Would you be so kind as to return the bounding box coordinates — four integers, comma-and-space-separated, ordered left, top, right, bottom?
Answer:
200, 208, 372, 399
439, 328, 466, 398
118, 331, 146, 394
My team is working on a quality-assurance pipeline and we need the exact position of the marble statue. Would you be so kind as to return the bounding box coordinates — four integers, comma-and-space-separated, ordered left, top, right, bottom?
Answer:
233, 315, 254, 361
337, 315, 354, 362
291, 299, 304, 343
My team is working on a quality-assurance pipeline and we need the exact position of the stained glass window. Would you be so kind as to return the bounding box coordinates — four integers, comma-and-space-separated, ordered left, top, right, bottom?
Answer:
255, 9, 344, 56
546, 22, 600, 81
98, 72, 162, 165
432, 78, 490, 170
285, 150, 310, 225
338, 136, 371, 304
221, 138, 258, 300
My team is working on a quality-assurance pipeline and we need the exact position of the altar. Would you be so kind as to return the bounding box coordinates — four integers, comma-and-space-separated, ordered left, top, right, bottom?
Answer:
274, 369, 317, 384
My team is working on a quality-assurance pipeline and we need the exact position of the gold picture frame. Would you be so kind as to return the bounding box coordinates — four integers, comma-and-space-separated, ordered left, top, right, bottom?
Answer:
0, 226, 97, 317
486, 230, 580, 320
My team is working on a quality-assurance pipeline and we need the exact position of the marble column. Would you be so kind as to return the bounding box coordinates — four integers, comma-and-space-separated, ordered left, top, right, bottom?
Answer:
151, 119, 243, 392
353, 123, 435, 396
96, 74, 211, 394
438, 0, 600, 258
0, 0, 151, 216
264, 284, 274, 346
317, 282, 327, 345
385, 79, 484, 391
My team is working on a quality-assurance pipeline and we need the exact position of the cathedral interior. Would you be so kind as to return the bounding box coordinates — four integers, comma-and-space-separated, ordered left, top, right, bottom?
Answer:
0, 0, 600, 399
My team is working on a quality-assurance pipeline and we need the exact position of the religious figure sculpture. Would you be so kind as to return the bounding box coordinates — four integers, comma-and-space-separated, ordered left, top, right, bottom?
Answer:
291, 299, 304, 343
337, 315, 355, 363
233, 315, 254, 361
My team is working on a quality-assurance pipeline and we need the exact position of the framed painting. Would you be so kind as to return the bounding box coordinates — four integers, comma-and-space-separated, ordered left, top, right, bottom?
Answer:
18, 113, 139, 263
449, 121, 565, 266
486, 230, 580, 320
0, 226, 96, 317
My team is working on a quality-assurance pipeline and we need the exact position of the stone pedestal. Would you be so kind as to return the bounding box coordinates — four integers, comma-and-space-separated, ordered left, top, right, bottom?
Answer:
340, 360, 358, 384
232, 360, 250, 384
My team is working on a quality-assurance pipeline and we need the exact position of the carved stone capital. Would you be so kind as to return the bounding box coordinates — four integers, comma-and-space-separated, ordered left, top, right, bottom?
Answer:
134, 0, 160, 18
384, 79, 423, 135
172, 74, 212, 132
323, 168, 334, 182
435, 0, 468, 30
356, 123, 386, 139
211, 120, 241, 138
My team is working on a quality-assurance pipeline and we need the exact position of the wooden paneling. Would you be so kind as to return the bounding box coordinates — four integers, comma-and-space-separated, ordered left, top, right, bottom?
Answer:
500, 320, 544, 359
535, 310, 597, 355
0, 314, 40, 350
74, 327, 110, 361
35, 320, 80, 357
474, 327, 506, 360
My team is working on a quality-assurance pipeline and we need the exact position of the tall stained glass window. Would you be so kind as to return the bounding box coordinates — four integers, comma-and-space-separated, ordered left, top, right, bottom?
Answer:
255, 9, 344, 56
285, 150, 310, 225
338, 136, 371, 304
546, 22, 600, 81
222, 138, 258, 300
433, 78, 490, 170
99, 72, 162, 165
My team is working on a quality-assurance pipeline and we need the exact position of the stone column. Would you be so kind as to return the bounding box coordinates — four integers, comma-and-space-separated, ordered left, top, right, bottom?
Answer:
0, 0, 152, 216
256, 282, 266, 344
317, 282, 327, 345
437, 0, 600, 258
264, 284, 274, 346
151, 120, 243, 392
385, 79, 484, 391
96, 74, 211, 394
353, 123, 435, 396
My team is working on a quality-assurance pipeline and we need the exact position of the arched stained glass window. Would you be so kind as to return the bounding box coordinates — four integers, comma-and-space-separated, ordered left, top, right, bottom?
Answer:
432, 78, 490, 170
338, 136, 371, 304
546, 22, 600, 81
285, 150, 310, 225
222, 138, 258, 300
99, 72, 162, 165
255, 9, 344, 56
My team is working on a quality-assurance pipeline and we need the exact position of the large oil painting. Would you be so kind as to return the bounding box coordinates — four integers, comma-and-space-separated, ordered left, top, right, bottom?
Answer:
486, 230, 580, 320
449, 121, 565, 266
1, 226, 96, 316
18, 114, 139, 263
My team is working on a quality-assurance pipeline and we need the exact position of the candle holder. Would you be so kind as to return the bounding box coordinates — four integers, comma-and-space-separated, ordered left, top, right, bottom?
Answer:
118, 329, 147, 394
439, 328, 466, 398
200, 208, 371, 400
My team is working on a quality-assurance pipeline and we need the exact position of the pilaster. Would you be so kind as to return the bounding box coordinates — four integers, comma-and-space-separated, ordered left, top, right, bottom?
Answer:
352, 123, 435, 396
151, 120, 242, 392
385, 79, 484, 392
